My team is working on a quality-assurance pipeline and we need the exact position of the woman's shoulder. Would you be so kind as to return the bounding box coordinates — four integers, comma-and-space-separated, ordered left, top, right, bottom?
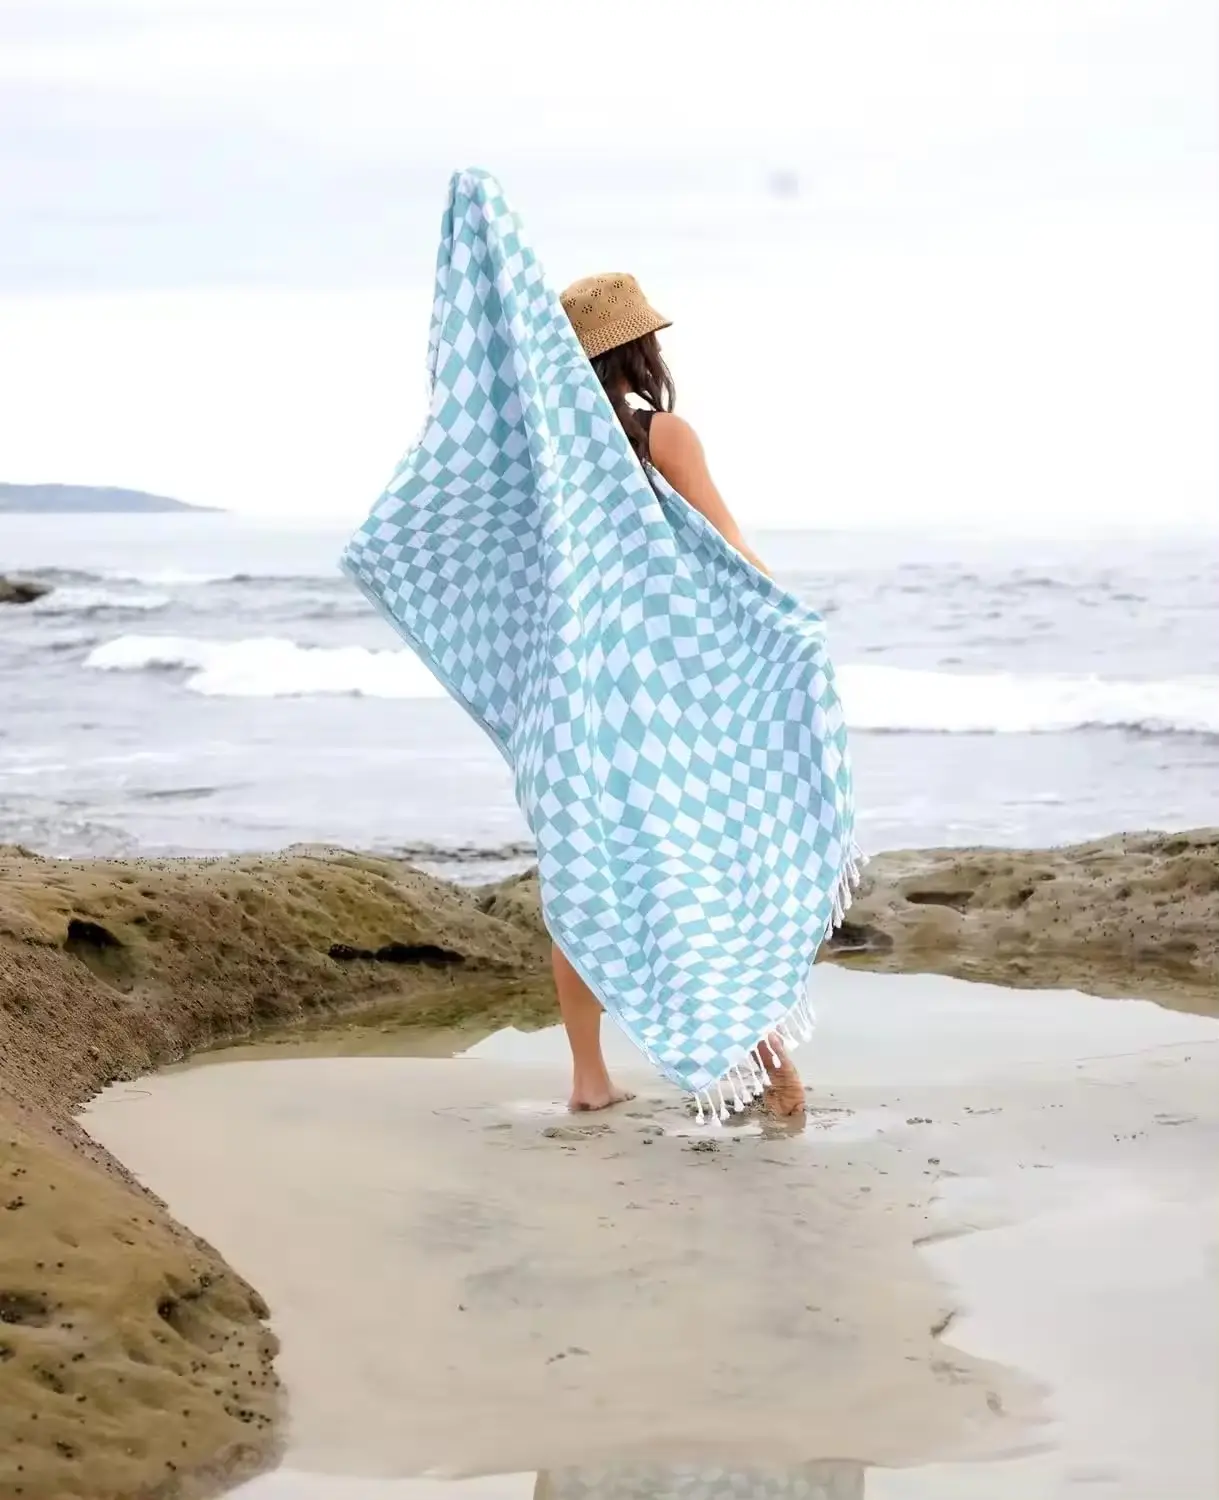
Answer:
645, 411, 704, 465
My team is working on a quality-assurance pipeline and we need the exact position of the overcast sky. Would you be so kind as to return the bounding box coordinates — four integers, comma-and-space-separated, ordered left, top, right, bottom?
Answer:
1, 0, 1215, 529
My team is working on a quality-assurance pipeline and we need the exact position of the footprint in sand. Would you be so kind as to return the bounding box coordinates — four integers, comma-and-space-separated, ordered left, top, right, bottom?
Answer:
541, 1122, 613, 1141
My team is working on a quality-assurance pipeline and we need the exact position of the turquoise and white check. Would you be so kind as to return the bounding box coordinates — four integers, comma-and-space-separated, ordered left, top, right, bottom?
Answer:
342, 168, 859, 1107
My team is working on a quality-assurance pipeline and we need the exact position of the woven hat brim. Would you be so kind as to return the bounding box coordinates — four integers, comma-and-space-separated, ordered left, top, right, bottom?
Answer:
577, 307, 672, 360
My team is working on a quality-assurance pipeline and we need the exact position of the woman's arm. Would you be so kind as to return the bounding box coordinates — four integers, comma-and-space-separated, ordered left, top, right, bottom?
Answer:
647, 412, 770, 577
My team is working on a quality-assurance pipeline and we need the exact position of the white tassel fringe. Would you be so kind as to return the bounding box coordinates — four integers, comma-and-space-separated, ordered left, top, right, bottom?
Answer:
688, 840, 866, 1125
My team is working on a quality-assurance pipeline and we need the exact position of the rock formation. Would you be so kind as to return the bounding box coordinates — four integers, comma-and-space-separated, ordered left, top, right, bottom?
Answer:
0, 575, 52, 605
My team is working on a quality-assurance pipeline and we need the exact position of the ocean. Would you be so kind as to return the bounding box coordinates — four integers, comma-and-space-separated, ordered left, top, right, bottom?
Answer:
3, 513, 1216, 881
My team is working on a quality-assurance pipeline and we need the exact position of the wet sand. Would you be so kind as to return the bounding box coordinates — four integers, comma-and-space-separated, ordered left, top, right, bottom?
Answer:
82, 971, 1219, 1500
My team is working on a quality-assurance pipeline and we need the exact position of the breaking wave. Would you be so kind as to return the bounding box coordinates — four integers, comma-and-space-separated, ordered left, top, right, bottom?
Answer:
81, 635, 1219, 734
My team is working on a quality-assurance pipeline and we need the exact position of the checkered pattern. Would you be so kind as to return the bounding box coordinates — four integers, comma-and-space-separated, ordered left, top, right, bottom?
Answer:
341, 169, 857, 1095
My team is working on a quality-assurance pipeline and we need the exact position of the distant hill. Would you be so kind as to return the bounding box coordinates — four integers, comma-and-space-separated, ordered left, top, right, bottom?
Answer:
0, 483, 218, 514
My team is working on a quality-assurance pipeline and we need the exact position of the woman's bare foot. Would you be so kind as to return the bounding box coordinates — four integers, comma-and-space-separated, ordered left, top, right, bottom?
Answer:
553, 944, 635, 1113
568, 1076, 635, 1112
761, 1033, 806, 1117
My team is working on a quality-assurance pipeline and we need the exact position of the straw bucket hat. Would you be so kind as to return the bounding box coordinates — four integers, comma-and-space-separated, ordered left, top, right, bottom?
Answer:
560, 272, 671, 360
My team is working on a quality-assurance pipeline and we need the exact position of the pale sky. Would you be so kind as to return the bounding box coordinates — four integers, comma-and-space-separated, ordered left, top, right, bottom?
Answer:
0, 0, 1215, 530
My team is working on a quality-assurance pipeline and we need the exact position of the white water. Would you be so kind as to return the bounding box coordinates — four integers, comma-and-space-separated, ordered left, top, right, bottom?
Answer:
33, 587, 172, 615
83, 634, 1219, 735
84, 633, 447, 700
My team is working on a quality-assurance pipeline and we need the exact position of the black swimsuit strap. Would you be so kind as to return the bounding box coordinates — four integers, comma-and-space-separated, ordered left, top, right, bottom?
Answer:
634, 408, 656, 451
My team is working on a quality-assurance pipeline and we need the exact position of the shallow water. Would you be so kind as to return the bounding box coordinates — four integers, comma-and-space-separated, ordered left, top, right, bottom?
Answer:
85, 971, 1219, 1500
231, 1464, 866, 1497
197, 965, 1219, 1084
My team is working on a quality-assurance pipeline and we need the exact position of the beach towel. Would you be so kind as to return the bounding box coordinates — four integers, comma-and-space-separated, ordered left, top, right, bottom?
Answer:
341, 168, 861, 1121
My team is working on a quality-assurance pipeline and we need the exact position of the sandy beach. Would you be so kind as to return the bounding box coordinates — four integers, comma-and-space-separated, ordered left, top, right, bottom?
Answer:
2, 834, 1218, 1498
6, 3, 1217, 1493
88, 969, 1219, 1499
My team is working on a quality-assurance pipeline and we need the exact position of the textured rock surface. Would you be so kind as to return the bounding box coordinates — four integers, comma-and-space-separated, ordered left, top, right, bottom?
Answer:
823, 828, 1219, 1014
184, 831, 1219, 1052
0, 848, 550, 1500
479, 830, 1219, 1014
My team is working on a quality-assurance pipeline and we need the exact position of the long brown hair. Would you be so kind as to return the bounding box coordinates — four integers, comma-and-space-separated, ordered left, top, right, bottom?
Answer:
590, 333, 676, 465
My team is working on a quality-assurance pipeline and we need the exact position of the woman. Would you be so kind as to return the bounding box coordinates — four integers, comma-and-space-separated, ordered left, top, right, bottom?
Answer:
556, 272, 806, 1118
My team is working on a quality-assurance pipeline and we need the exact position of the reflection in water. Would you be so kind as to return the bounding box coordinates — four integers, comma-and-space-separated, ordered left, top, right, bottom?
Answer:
535, 1462, 865, 1499
227, 1461, 876, 1498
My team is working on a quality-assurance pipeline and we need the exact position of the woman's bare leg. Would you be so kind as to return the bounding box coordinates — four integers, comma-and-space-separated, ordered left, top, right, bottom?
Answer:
762, 1032, 806, 1117
551, 944, 634, 1111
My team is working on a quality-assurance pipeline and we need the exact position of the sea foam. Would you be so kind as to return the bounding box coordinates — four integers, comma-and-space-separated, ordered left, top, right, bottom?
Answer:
83, 634, 1219, 734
